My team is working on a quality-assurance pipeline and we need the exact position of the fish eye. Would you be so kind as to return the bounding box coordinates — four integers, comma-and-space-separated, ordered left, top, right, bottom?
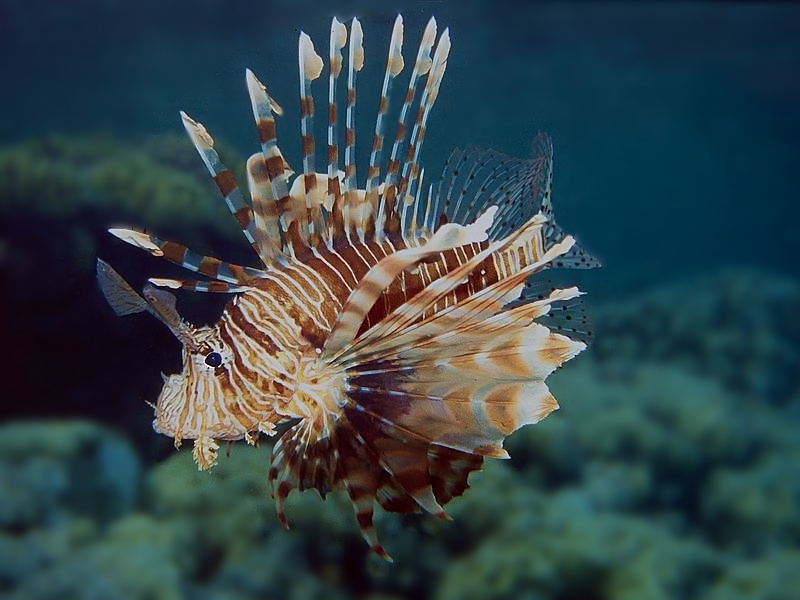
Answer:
204, 352, 222, 368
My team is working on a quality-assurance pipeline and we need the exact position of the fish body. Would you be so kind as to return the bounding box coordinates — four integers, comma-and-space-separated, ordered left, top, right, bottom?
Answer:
99, 15, 599, 559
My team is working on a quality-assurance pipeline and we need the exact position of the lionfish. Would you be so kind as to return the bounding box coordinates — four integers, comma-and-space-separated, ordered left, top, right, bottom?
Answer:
98, 15, 599, 559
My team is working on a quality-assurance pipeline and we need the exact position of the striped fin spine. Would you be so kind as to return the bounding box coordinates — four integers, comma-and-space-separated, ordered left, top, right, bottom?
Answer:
298, 32, 326, 247
368, 15, 404, 239
245, 69, 306, 256
343, 18, 365, 241
179, 112, 279, 266
397, 27, 451, 227
147, 278, 250, 293
326, 17, 348, 243
245, 153, 284, 261
107, 229, 264, 285
383, 17, 437, 236
401, 166, 425, 239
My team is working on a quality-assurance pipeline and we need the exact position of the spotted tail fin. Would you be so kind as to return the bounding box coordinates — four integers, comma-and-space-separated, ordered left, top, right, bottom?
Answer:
430, 136, 601, 266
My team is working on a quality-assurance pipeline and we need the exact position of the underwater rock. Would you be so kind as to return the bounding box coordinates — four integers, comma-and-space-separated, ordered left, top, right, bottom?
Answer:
145, 443, 455, 599
145, 444, 370, 596
0, 517, 96, 591
507, 361, 761, 513
145, 442, 284, 579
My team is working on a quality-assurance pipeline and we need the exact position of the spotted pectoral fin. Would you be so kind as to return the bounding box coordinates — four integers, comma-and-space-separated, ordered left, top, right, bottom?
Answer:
319, 219, 586, 530
340, 251, 586, 460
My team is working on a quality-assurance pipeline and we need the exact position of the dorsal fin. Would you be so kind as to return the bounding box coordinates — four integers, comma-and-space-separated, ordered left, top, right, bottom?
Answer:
158, 17, 457, 265
433, 147, 537, 237
400, 166, 425, 240
427, 135, 601, 268
245, 152, 285, 261
396, 27, 450, 226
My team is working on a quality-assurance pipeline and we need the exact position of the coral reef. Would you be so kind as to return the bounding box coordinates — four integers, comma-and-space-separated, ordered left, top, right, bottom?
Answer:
0, 421, 140, 592
591, 269, 800, 405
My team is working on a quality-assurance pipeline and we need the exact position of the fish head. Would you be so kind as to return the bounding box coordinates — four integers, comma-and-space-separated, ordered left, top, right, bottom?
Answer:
152, 323, 256, 470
